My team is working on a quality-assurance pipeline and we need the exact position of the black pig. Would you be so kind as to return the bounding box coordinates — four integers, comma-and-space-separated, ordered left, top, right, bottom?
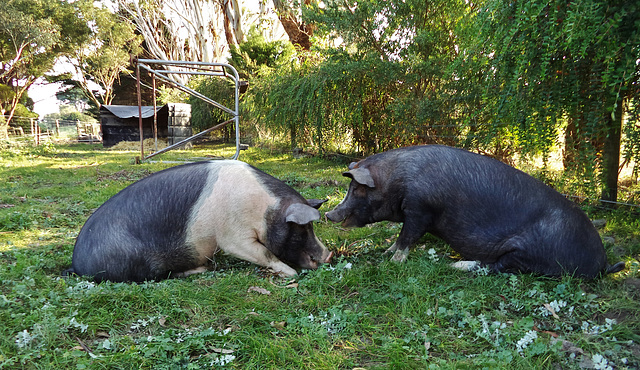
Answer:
326, 145, 624, 278
67, 160, 332, 282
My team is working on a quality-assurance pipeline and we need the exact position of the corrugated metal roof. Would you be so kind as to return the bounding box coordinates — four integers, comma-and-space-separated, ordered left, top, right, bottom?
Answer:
101, 105, 160, 119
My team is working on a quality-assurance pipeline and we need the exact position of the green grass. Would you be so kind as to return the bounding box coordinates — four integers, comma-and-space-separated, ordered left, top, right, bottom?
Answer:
1, 139, 639, 369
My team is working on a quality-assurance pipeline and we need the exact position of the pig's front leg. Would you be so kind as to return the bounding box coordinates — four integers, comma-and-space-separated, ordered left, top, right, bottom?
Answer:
387, 215, 431, 262
223, 239, 297, 277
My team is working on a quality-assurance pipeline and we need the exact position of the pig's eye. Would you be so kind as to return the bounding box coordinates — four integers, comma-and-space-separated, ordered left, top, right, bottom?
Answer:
353, 184, 368, 197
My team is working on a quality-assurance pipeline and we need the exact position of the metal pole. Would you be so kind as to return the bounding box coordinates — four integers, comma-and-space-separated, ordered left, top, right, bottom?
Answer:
152, 73, 158, 152
138, 64, 236, 116
135, 59, 243, 162
136, 60, 144, 161
143, 118, 236, 161
232, 78, 240, 160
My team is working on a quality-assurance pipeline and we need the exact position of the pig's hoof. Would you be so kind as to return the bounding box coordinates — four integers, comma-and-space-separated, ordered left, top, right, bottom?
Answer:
384, 242, 398, 255
272, 265, 297, 277
173, 266, 208, 278
391, 249, 409, 262
450, 260, 480, 271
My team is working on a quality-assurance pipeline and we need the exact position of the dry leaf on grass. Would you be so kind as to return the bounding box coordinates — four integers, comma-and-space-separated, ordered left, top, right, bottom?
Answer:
270, 321, 286, 330
543, 303, 560, 319
212, 348, 235, 354
248, 286, 271, 295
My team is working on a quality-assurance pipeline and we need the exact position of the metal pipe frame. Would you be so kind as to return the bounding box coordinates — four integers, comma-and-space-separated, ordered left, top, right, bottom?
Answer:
135, 59, 242, 161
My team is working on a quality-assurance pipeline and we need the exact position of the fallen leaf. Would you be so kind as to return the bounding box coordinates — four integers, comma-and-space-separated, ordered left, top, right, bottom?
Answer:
543, 303, 560, 319
211, 348, 234, 354
247, 311, 260, 316
285, 282, 299, 289
533, 325, 559, 338
424, 341, 431, 351
158, 317, 166, 326
270, 321, 286, 330
0, 204, 14, 208
96, 332, 110, 338
76, 337, 100, 358
248, 286, 271, 295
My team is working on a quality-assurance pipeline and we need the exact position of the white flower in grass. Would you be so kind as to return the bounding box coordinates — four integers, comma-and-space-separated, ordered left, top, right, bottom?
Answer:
427, 248, 439, 262
581, 318, 616, 335
212, 354, 236, 366
15, 330, 36, 348
515, 330, 538, 353
592, 353, 613, 370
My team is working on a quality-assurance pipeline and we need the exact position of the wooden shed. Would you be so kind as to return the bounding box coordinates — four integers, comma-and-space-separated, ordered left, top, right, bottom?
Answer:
100, 103, 192, 147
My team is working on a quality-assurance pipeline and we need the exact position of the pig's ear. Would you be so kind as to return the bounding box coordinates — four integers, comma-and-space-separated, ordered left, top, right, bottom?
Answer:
348, 162, 359, 170
285, 203, 321, 225
343, 167, 375, 188
306, 198, 327, 209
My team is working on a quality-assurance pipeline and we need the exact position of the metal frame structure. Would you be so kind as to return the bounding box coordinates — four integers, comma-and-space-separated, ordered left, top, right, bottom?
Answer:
135, 59, 244, 162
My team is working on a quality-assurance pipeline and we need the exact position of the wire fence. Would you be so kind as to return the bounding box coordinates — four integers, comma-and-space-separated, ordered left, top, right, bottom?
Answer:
4, 115, 101, 143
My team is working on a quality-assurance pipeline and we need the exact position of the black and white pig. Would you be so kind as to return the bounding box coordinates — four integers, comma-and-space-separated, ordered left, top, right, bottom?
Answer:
67, 160, 333, 282
326, 145, 625, 279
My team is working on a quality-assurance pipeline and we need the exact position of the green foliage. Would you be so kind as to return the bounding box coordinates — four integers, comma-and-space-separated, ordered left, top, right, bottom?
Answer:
456, 0, 640, 196
188, 77, 236, 133
45, 105, 95, 124
187, 31, 296, 136
229, 28, 296, 79
241, 0, 639, 198
246, 0, 502, 155
70, 4, 142, 108
0, 0, 95, 133
246, 53, 403, 153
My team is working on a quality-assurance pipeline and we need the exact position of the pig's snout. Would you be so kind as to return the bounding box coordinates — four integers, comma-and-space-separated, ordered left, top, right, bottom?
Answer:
314, 250, 333, 266
304, 250, 333, 269
326, 210, 345, 223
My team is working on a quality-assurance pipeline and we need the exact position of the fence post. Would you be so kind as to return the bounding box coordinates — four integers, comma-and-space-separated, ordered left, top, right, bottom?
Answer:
30, 118, 38, 145
55, 119, 60, 137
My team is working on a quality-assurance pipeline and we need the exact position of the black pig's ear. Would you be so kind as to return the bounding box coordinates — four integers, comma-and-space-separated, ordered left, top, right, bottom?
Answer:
306, 199, 327, 209
343, 167, 375, 188
285, 203, 321, 225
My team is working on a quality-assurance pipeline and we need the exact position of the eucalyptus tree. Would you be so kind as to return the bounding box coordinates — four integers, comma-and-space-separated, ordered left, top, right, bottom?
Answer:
117, 0, 256, 86
272, 0, 315, 50
462, 0, 640, 200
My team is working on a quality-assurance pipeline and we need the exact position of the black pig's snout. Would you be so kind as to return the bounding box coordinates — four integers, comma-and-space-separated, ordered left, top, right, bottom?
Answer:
325, 210, 344, 223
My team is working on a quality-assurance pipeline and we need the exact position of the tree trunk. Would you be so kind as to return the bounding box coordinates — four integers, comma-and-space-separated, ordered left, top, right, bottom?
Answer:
272, 0, 314, 50
290, 122, 297, 151
600, 96, 624, 202
0, 112, 8, 139
563, 118, 578, 169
